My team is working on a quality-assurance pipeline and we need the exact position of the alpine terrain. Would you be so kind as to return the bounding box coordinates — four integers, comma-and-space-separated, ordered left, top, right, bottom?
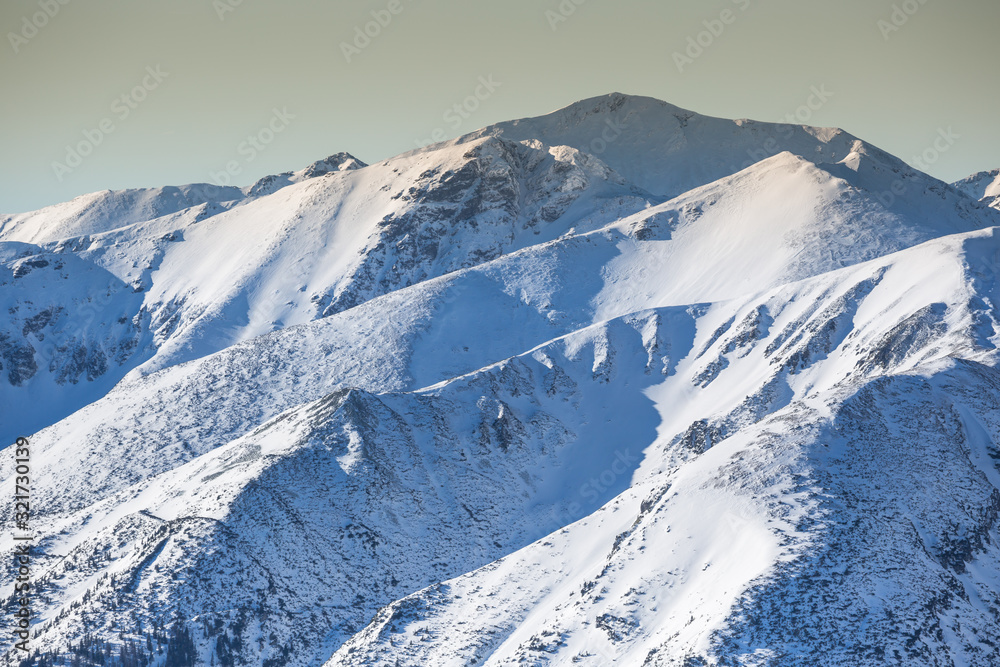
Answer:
3, 93, 1000, 666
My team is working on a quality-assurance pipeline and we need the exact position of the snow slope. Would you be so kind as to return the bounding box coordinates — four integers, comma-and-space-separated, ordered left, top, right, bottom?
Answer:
0, 246, 151, 445
328, 228, 1000, 666
3, 94, 1000, 667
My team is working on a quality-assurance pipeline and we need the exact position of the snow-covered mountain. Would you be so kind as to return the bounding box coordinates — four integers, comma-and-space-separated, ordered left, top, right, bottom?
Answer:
954, 168, 1000, 210
0, 184, 244, 246
451, 94, 864, 199
3, 93, 1000, 666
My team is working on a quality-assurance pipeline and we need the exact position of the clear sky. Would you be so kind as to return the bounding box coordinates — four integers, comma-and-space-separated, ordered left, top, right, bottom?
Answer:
1, 0, 997, 214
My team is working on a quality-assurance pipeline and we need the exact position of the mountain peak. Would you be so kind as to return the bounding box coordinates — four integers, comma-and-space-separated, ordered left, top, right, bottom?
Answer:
542, 91, 688, 121
451, 92, 860, 199
243, 152, 367, 197
300, 152, 367, 178
953, 168, 1000, 203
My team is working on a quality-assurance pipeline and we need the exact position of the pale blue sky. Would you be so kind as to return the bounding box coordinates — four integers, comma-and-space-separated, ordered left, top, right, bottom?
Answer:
2, 0, 997, 213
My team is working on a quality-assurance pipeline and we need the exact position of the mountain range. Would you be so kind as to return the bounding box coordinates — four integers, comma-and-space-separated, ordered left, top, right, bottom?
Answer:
3, 93, 1000, 666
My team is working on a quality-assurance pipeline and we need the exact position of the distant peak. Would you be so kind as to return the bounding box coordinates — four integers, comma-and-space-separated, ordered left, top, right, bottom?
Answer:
541, 92, 690, 122
301, 152, 367, 178
244, 153, 368, 199
952, 168, 1000, 201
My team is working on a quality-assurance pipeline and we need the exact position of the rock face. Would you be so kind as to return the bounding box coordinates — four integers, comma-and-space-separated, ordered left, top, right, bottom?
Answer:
2, 94, 1000, 666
